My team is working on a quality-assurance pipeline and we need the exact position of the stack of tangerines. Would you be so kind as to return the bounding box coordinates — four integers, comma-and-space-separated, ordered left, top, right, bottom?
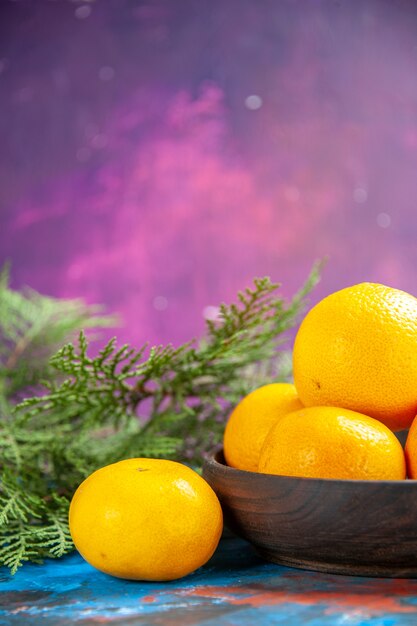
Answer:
224, 282, 417, 481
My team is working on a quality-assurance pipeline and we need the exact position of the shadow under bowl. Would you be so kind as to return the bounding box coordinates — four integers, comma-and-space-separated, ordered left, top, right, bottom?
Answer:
202, 448, 417, 578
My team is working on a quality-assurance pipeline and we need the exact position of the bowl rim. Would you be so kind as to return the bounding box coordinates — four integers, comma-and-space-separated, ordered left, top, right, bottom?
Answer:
204, 446, 415, 487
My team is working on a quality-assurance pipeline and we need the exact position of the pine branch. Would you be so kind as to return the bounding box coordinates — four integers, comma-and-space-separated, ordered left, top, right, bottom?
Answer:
0, 263, 321, 573
0, 264, 117, 399
0, 494, 73, 574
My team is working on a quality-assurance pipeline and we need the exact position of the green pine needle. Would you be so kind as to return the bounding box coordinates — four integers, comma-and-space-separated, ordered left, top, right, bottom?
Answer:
0, 262, 321, 573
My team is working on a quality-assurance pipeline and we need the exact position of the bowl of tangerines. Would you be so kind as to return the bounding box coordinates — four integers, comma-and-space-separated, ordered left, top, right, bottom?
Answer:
203, 282, 417, 578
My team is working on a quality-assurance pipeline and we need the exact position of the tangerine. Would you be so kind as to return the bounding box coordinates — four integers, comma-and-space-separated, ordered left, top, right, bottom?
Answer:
258, 406, 406, 480
69, 458, 223, 580
405, 416, 417, 478
293, 283, 417, 431
223, 383, 303, 471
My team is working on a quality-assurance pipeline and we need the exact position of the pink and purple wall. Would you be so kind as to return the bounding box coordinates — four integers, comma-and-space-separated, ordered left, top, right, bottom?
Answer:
1, 0, 417, 347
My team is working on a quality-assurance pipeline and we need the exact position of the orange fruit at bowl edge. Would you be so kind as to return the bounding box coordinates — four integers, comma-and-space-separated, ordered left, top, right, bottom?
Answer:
258, 406, 406, 480
69, 458, 223, 581
293, 283, 417, 431
223, 383, 303, 472
405, 416, 417, 478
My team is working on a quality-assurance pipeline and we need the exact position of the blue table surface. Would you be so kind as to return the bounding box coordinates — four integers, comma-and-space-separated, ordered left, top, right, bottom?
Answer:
2, 535, 417, 626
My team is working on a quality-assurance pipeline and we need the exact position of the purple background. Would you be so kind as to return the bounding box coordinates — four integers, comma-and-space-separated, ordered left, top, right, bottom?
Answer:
1, 0, 417, 347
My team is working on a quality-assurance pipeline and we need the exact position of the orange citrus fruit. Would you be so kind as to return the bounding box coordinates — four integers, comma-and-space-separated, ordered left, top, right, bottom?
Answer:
293, 283, 417, 431
69, 458, 223, 580
258, 406, 406, 480
405, 416, 417, 478
223, 383, 303, 472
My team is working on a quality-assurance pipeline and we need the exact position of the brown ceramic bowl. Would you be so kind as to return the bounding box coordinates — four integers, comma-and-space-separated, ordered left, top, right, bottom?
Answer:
202, 447, 417, 578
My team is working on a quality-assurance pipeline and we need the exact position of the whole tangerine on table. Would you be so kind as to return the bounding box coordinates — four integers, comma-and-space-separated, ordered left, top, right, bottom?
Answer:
258, 406, 406, 480
293, 283, 417, 431
223, 383, 303, 472
69, 458, 223, 581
